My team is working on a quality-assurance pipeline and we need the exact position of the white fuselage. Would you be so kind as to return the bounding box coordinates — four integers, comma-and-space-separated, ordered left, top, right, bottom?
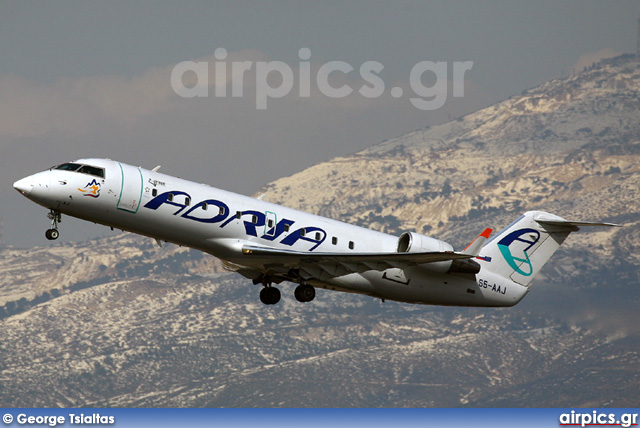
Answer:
13, 158, 529, 307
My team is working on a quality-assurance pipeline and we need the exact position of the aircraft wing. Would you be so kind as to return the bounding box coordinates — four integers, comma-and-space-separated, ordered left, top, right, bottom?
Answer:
239, 244, 474, 280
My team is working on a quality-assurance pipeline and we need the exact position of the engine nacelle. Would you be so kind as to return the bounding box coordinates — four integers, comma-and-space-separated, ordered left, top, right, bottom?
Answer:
396, 232, 454, 273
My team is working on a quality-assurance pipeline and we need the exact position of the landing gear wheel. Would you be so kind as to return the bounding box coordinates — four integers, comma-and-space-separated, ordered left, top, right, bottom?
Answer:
260, 287, 281, 305
45, 229, 59, 240
294, 284, 315, 303
45, 210, 61, 241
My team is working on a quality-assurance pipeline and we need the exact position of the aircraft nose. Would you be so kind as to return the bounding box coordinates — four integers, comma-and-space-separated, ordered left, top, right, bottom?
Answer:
13, 172, 51, 202
13, 177, 34, 196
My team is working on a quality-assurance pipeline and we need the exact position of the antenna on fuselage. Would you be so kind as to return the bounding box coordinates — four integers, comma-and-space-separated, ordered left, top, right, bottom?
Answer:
152, 165, 161, 172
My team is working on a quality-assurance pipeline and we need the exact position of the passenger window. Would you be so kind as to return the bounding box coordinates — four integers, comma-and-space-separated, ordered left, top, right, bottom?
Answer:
185, 197, 191, 206
349, 241, 354, 250
284, 224, 290, 232
152, 189, 157, 197
300, 229, 306, 237
167, 193, 173, 202
219, 206, 225, 215
202, 202, 208, 211
268, 219, 274, 228
252, 215, 258, 224
236, 211, 242, 219
315, 232, 322, 240
332, 237, 338, 245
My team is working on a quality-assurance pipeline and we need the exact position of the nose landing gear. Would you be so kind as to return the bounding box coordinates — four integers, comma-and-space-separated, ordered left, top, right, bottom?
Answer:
45, 210, 61, 240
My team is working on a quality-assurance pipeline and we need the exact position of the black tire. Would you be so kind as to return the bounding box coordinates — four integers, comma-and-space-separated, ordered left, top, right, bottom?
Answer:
260, 287, 270, 304
45, 229, 59, 240
260, 287, 281, 305
269, 287, 281, 304
295, 284, 315, 302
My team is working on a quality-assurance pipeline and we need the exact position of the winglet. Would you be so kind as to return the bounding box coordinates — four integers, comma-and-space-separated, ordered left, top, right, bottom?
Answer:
462, 228, 492, 256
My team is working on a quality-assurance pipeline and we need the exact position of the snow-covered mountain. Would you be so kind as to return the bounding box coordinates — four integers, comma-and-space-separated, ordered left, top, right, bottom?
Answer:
1, 55, 639, 407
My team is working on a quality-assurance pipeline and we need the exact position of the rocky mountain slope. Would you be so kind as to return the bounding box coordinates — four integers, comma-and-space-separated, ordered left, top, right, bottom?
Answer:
262, 55, 639, 240
1, 55, 639, 407
260, 55, 640, 289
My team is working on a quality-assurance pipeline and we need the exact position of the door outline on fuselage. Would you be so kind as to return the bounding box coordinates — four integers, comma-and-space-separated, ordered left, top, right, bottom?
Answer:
264, 211, 277, 237
116, 162, 144, 213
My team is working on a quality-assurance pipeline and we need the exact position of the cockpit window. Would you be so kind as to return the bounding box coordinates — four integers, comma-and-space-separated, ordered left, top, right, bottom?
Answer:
78, 165, 105, 178
55, 163, 82, 172
54, 163, 105, 178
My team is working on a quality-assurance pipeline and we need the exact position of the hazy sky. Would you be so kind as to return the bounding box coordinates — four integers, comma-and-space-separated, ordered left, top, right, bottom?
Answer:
2, 1, 639, 246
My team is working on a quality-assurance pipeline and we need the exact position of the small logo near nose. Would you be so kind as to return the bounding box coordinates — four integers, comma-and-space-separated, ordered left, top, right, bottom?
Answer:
78, 179, 101, 198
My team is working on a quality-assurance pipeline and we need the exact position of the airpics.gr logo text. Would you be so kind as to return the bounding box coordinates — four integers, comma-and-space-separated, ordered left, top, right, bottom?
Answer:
170, 48, 473, 110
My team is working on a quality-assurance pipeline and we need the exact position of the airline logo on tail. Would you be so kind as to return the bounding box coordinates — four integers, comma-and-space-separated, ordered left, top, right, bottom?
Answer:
497, 228, 541, 276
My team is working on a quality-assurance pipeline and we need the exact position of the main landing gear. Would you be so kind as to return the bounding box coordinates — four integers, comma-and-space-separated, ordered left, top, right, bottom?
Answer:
254, 276, 281, 305
255, 277, 316, 305
294, 283, 315, 303
259, 286, 281, 305
45, 210, 61, 240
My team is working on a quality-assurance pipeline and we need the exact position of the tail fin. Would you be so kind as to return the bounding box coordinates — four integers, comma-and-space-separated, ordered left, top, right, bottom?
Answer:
480, 211, 620, 287
462, 228, 493, 256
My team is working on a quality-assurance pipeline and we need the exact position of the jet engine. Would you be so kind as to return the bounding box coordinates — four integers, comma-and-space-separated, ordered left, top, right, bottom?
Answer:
397, 231, 453, 254
396, 231, 481, 274
396, 232, 454, 273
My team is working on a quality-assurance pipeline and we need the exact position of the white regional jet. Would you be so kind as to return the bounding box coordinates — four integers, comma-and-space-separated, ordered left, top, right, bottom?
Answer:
13, 159, 619, 306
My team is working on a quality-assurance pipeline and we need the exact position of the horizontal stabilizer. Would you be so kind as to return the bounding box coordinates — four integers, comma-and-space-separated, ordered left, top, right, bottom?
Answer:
534, 213, 622, 229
